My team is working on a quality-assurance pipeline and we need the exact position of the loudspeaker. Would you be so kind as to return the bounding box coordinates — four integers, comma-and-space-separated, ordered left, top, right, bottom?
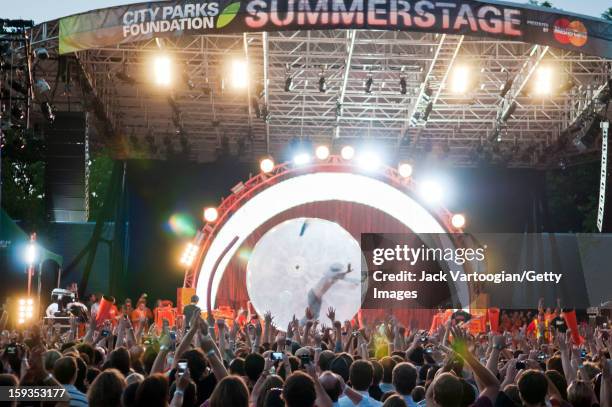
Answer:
45, 112, 88, 222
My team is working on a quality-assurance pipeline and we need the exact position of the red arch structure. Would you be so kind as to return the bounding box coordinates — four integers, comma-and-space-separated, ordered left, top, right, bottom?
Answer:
181, 154, 464, 312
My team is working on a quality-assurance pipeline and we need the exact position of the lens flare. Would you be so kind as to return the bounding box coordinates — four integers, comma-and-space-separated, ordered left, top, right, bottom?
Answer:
168, 213, 197, 238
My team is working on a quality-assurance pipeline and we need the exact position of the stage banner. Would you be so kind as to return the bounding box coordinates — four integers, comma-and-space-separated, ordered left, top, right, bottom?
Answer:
59, 0, 612, 58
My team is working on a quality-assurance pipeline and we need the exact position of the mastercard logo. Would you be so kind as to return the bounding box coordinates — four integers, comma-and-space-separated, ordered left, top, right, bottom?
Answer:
553, 18, 588, 47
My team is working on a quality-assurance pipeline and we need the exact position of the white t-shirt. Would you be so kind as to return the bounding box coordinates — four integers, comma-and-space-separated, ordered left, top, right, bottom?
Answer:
45, 303, 58, 317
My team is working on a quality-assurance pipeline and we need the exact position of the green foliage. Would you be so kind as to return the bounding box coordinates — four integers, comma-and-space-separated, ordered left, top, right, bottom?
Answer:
602, 8, 612, 21
527, 0, 553, 7
87, 149, 114, 221
0, 128, 45, 229
546, 162, 599, 232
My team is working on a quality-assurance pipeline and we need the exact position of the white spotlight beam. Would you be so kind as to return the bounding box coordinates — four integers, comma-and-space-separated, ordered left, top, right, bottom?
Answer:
432, 36, 464, 105
262, 32, 270, 153
243, 33, 253, 130
398, 35, 463, 146
492, 45, 549, 140
338, 30, 357, 107
335, 30, 357, 139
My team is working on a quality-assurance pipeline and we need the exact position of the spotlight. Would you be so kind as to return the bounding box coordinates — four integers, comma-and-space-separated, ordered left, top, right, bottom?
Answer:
499, 77, 514, 98
422, 102, 433, 121
315, 145, 330, 160
179, 242, 199, 267
318, 76, 327, 93
398, 163, 413, 178
231, 59, 248, 89
203, 207, 219, 223
260, 157, 275, 173
364, 75, 373, 94
419, 180, 443, 204
17, 297, 35, 324
451, 213, 466, 229
34, 48, 49, 60
340, 145, 355, 160
533, 66, 552, 95
451, 65, 469, 93
400, 77, 408, 95
284, 76, 294, 92
34, 79, 50, 94
41, 102, 55, 123
293, 152, 311, 165
153, 54, 172, 86
25, 242, 38, 266
357, 151, 381, 172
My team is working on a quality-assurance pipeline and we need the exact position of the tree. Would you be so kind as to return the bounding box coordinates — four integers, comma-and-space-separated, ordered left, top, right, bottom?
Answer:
0, 128, 45, 230
602, 7, 612, 21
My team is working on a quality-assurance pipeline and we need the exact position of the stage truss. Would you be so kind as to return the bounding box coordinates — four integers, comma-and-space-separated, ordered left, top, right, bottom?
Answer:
180, 154, 466, 311
17, 21, 610, 168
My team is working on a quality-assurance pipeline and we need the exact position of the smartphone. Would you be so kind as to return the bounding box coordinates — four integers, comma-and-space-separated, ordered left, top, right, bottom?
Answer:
101, 329, 110, 337
425, 348, 433, 354
580, 349, 587, 359
351, 331, 359, 337
420, 336, 428, 343
300, 354, 311, 366
177, 360, 188, 377
270, 352, 284, 361
5, 344, 17, 355
537, 352, 546, 361
516, 361, 526, 370
169, 331, 176, 341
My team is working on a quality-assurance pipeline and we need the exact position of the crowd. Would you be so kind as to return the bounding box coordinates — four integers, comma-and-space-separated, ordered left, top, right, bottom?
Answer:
0, 293, 611, 407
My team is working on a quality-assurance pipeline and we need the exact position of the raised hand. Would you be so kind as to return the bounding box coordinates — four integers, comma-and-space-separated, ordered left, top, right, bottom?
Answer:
176, 366, 191, 391
264, 311, 273, 325
326, 307, 336, 322
305, 307, 314, 321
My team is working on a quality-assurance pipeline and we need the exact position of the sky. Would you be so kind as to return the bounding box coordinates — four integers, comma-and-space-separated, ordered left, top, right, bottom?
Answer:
2, 0, 611, 23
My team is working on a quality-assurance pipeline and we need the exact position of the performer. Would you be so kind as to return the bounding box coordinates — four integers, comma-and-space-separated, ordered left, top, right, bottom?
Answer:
305, 263, 353, 322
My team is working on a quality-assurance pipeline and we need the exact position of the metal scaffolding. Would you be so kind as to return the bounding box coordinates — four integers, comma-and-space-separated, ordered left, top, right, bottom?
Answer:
27, 21, 612, 168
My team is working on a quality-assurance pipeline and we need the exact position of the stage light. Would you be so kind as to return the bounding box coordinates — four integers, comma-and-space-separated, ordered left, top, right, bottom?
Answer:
315, 145, 330, 160
400, 77, 408, 95
293, 152, 311, 165
364, 75, 373, 94
284, 76, 294, 92
231, 59, 248, 89
451, 65, 469, 93
451, 213, 466, 229
533, 66, 552, 95
341, 146, 355, 160
318, 76, 327, 93
41, 102, 55, 123
180, 242, 199, 267
260, 157, 275, 173
17, 297, 35, 325
419, 180, 443, 204
398, 163, 413, 178
153, 55, 172, 87
25, 242, 38, 266
357, 151, 381, 172
203, 207, 219, 223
